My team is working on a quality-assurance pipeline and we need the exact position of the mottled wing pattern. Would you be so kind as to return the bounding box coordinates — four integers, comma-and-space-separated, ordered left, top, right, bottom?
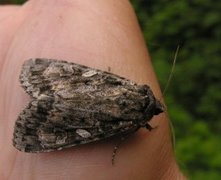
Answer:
13, 58, 163, 152
13, 99, 139, 152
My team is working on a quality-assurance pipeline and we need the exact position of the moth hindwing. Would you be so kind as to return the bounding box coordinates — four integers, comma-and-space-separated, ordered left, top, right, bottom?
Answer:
13, 58, 164, 153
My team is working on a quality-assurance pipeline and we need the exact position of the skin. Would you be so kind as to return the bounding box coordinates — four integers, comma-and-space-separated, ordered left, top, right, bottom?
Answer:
0, 0, 186, 179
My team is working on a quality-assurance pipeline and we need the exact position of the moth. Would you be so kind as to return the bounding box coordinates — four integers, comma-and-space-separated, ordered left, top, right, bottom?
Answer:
13, 58, 164, 158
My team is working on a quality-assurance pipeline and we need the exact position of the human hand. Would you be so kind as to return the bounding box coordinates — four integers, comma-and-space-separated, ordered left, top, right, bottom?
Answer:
0, 1, 185, 179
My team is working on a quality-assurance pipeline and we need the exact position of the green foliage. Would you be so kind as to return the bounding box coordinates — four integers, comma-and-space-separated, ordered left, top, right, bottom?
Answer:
131, 0, 221, 179
1, 0, 221, 179
0, 0, 25, 4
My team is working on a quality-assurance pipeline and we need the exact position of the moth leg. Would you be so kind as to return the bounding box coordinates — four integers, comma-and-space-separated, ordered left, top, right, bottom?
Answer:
112, 135, 132, 165
112, 136, 124, 165
145, 123, 153, 131
145, 123, 158, 131
111, 147, 117, 165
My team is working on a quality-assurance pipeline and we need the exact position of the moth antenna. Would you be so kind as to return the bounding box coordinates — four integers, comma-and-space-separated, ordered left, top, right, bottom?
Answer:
162, 45, 180, 96
160, 45, 180, 150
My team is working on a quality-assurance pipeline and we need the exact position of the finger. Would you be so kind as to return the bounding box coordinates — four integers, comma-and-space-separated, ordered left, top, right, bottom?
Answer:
1, 0, 174, 179
0, 5, 20, 21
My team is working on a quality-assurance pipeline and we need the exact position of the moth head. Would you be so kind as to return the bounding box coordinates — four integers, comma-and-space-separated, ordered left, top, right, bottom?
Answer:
140, 99, 164, 130
154, 100, 164, 115
140, 85, 164, 114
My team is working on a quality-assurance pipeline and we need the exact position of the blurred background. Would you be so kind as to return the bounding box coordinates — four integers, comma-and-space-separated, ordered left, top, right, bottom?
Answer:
1, 0, 220, 179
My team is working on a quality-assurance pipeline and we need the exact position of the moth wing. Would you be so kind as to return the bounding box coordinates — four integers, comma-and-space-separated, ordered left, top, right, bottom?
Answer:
20, 58, 78, 98
13, 99, 138, 152
13, 99, 50, 152
20, 58, 150, 121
